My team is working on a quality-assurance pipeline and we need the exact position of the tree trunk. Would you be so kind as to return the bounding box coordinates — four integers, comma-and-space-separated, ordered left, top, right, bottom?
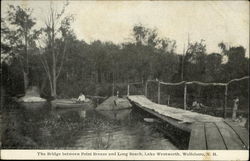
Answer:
1, 86, 5, 109
24, 16, 29, 92
97, 68, 102, 83
25, 29, 29, 74
52, 52, 57, 98
51, 15, 57, 98
40, 77, 47, 96
23, 71, 29, 92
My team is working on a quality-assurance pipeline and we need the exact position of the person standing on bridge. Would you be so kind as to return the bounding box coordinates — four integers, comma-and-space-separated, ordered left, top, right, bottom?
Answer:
232, 97, 239, 121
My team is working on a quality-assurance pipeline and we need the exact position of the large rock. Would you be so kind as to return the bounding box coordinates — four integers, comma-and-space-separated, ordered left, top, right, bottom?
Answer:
18, 86, 46, 103
19, 96, 46, 103
96, 96, 132, 111
97, 109, 132, 120
115, 98, 132, 109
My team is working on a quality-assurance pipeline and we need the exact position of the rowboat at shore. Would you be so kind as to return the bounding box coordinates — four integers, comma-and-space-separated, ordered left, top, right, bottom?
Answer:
51, 99, 91, 109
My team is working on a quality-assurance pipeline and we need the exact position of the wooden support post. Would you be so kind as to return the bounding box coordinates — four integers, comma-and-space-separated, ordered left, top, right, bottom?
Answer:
127, 84, 130, 96
184, 83, 187, 110
158, 81, 161, 104
145, 81, 148, 98
223, 85, 228, 118
167, 95, 170, 105
112, 82, 115, 96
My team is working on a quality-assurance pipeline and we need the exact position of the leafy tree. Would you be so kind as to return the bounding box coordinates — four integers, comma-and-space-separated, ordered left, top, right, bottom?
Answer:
221, 46, 248, 81
204, 53, 222, 82
184, 40, 207, 81
130, 24, 178, 81
1, 4, 248, 109
1, 5, 37, 91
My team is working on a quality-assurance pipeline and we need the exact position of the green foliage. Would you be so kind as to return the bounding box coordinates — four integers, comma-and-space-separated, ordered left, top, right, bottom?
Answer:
204, 53, 222, 82
2, 5, 37, 62
184, 40, 207, 81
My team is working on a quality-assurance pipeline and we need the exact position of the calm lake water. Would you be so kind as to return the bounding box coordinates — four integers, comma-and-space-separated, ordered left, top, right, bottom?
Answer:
2, 102, 178, 150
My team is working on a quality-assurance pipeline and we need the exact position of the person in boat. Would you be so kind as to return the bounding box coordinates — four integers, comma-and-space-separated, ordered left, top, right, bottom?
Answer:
192, 100, 202, 110
77, 92, 86, 102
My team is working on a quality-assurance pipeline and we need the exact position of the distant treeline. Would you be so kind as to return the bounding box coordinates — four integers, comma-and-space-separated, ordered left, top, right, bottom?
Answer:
1, 4, 249, 110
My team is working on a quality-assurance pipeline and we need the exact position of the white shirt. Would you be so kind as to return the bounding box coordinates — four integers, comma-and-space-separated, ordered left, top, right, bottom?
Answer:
78, 94, 86, 101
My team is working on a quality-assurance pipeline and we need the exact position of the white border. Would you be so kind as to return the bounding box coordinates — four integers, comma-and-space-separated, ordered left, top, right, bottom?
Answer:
1, 150, 249, 160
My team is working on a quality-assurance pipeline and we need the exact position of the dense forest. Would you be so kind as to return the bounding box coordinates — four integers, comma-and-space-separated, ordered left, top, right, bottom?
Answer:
1, 4, 249, 110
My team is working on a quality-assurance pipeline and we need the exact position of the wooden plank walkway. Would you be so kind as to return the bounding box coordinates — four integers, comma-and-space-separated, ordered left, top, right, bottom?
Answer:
189, 121, 248, 150
127, 95, 249, 150
127, 95, 223, 131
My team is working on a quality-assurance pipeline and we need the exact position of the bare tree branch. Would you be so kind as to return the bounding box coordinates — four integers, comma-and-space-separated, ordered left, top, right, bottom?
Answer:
37, 48, 53, 91
56, 39, 67, 79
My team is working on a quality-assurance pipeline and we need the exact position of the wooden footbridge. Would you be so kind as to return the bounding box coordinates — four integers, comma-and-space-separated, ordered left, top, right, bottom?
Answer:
127, 95, 249, 150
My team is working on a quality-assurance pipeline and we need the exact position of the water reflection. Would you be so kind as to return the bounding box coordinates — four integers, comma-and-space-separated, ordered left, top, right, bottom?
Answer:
96, 109, 132, 121
2, 102, 178, 150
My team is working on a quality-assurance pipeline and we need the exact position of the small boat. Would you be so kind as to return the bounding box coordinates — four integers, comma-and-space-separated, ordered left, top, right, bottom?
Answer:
51, 99, 90, 109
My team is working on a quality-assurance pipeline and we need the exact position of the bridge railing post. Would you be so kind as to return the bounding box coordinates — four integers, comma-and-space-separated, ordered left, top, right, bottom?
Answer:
184, 83, 187, 110
127, 84, 130, 96
167, 95, 170, 105
145, 80, 148, 98
158, 81, 161, 104
223, 85, 228, 118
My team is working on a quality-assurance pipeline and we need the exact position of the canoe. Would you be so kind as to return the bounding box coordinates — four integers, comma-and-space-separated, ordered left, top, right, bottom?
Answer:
51, 99, 90, 109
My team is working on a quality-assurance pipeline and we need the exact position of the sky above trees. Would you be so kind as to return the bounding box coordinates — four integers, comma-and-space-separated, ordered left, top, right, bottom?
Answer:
1, 0, 249, 55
